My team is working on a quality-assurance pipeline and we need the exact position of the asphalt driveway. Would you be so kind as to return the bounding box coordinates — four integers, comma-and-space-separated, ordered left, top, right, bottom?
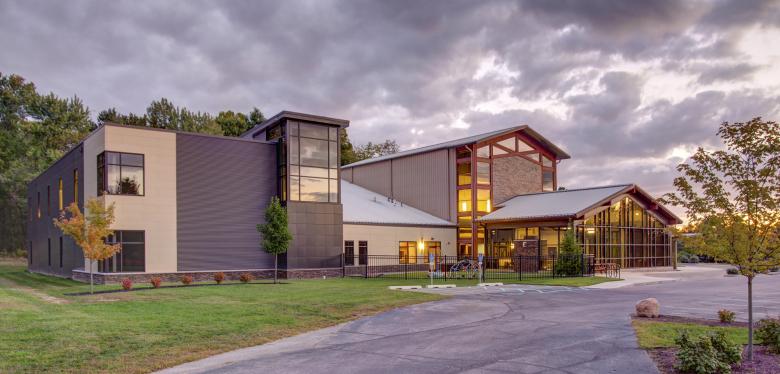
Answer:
159, 266, 780, 374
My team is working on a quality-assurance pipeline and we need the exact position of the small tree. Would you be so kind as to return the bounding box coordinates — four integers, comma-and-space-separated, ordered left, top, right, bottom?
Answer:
53, 198, 121, 294
555, 227, 583, 276
256, 197, 292, 284
661, 118, 780, 360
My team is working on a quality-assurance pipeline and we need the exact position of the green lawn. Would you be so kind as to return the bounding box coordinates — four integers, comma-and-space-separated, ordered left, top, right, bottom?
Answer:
0, 258, 617, 373
0, 263, 444, 374
632, 320, 748, 349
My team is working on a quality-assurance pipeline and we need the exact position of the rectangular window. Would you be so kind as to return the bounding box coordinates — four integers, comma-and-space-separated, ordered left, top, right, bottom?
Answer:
59, 237, 63, 268
29, 241, 32, 265
58, 178, 63, 211
477, 162, 490, 185
99, 231, 145, 272
399, 241, 417, 264
98, 152, 144, 196
287, 122, 340, 203
457, 162, 471, 185
37, 191, 41, 219
73, 169, 79, 204
47, 185, 50, 216
543, 170, 554, 191
344, 241, 355, 266
476, 189, 491, 212
47, 238, 51, 266
28, 197, 32, 222
358, 241, 368, 265
458, 189, 472, 213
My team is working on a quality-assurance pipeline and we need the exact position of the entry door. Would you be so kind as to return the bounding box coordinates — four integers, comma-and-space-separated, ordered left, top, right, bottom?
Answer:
358, 241, 368, 265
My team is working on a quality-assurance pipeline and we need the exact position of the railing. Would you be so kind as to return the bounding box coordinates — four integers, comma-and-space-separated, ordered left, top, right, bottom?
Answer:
342, 254, 609, 280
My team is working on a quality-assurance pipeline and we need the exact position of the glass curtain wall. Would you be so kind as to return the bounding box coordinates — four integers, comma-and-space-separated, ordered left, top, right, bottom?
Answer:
577, 197, 671, 267
286, 121, 340, 203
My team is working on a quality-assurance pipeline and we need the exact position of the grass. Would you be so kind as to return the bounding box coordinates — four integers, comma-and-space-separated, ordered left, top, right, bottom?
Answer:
358, 274, 620, 287
0, 264, 444, 374
632, 320, 749, 349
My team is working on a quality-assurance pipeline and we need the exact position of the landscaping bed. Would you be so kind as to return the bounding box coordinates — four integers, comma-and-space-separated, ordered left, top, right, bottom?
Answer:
632, 316, 779, 374
63, 281, 289, 296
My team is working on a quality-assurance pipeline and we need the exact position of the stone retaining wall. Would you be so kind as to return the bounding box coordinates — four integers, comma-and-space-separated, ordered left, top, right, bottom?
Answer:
72, 268, 341, 284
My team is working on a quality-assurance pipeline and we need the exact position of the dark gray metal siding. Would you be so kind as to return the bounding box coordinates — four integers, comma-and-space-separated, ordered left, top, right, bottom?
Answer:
176, 134, 278, 270
27, 145, 85, 277
286, 201, 343, 269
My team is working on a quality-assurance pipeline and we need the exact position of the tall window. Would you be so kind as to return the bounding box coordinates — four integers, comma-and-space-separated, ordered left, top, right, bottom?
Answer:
59, 237, 63, 268
344, 240, 355, 266
47, 185, 50, 216
287, 121, 339, 202
542, 170, 554, 192
58, 178, 63, 211
399, 241, 417, 264
457, 162, 471, 185
47, 238, 51, 266
97, 152, 144, 196
358, 240, 368, 265
37, 192, 40, 219
73, 169, 79, 203
99, 231, 145, 272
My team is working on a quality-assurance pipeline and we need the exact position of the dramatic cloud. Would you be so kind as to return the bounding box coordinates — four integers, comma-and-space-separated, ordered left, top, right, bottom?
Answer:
2, 0, 779, 220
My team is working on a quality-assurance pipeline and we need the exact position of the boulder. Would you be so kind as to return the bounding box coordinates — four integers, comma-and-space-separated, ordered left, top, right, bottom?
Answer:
636, 298, 660, 318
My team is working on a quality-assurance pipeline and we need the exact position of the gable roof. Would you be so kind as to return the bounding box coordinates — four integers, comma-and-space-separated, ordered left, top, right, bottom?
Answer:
341, 181, 455, 227
342, 125, 571, 169
477, 184, 682, 225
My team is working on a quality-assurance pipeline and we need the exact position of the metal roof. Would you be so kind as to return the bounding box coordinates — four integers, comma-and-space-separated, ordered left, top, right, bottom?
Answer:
478, 185, 632, 222
342, 125, 571, 169
341, 181, 455, 227
477, 184, 682, 224
241, 111, 350, 139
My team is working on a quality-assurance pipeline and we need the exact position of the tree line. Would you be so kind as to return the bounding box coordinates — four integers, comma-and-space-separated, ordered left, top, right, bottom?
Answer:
0, 72, 398, 255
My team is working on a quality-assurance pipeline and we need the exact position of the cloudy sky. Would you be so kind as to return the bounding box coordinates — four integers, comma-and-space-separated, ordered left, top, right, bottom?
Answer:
2, 0, 779, 216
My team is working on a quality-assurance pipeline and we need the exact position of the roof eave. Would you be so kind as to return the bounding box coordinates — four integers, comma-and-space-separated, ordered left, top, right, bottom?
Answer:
241, 111, 350, 138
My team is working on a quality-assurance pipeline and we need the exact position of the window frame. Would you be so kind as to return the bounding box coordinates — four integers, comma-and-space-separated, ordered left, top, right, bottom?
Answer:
344, 240, 355, 266
286, 121, 340, 203
99, 230, 146, 273
97, 151, 145, 196
358, 240, 368, 265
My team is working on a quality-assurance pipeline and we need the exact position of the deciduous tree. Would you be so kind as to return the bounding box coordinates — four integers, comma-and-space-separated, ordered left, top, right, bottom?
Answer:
256, 197, 292, 284
661, 117, 780, 360
53, 198, 121, 294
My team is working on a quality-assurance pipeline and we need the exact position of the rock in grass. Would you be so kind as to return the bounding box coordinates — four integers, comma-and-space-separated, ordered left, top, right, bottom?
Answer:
636, 298, 660, 318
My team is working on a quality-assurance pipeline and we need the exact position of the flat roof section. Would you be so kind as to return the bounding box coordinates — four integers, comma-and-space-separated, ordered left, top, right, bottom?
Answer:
342, 180, 455, 227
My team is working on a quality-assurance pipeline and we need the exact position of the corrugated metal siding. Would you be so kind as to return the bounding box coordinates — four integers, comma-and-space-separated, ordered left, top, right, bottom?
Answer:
286, 201, 343, 269
341, 167, 353, 182
177, 134, 278, 270
27, 145, 84, 277
391, 149, 452, 221
351, 160, 392, 197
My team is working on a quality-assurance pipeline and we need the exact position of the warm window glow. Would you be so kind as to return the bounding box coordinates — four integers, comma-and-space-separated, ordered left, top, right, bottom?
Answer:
58, 178, 63, 210
458, 189, 472, 212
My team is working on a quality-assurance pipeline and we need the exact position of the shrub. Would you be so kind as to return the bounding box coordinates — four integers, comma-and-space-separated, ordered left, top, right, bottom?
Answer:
756, 317, 780, 354
554, 229, 582, 276
180, 275, 193, 285
150, 277, 162, 289
718, 309, 736, 323
726, 268, 739, 275
214, 272, 225, 284
675, 331, 741, 374
239, 273, 253, 283
121, 278, 133, 291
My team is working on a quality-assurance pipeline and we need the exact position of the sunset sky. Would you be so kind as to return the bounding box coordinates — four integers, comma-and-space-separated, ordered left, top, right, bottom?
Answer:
2, 0, 779, 220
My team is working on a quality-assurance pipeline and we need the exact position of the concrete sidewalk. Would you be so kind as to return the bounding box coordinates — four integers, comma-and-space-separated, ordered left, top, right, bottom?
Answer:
586, 264, 724, 289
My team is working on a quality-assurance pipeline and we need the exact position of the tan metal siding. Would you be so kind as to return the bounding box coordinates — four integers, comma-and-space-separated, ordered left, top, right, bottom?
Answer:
341, 167, 353, 182
391, 149, 452, 221
351, 161, 392, 197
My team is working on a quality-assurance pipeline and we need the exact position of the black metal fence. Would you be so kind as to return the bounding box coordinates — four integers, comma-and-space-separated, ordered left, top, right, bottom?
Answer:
342, 254, 614, 280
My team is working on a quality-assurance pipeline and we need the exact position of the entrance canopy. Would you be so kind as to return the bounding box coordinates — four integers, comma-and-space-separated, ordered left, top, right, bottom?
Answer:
477, 184, 681, 226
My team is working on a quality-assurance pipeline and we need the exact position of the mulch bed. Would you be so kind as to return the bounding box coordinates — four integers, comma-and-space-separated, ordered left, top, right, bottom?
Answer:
64, 281, 289, 296
649, 346, 779, 374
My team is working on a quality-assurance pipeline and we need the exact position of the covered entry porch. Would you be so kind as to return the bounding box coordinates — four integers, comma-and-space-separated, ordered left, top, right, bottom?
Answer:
478, 184, 682, 269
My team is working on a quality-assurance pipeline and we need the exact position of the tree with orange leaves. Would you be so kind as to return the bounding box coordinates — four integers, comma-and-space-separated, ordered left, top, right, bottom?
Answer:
53, 198, 121, 293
